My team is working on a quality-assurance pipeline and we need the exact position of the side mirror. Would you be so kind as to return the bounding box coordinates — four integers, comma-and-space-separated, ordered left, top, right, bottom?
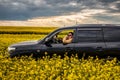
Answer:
45, 37, 50, 43
44, 37, 52, 47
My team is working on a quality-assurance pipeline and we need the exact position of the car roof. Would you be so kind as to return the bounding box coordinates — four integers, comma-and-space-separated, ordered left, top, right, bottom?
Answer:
59, 24, 120, 29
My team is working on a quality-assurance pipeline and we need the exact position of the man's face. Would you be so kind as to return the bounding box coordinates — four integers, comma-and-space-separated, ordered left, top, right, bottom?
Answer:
67, 33, 72, 38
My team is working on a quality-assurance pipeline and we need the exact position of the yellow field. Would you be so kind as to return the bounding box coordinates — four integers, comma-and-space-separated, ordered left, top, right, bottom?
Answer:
0, 26, 57, 34
0, 27, 120, 79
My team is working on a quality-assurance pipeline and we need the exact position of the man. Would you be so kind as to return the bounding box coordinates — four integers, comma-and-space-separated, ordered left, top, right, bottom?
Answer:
62, 32, 73, 44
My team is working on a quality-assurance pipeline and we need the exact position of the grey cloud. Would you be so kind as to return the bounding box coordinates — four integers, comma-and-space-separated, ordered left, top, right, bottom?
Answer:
0, 0, 119, 20
109, 1, 120, 13
0, 0, 50, 20
99, 0, 118, 4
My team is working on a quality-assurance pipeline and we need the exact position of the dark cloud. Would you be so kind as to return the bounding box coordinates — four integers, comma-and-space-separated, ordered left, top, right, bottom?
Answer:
99, 0, 117, 3
109, 1, 120, 13
93, 13, 120, 23
0, 0, 119, 20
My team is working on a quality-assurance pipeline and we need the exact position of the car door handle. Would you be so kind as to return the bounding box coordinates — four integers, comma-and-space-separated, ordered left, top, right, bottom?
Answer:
96, 47, 103, 51
66, 47, 73, 50
65, 47, 74, 51
65, 47, 75, 53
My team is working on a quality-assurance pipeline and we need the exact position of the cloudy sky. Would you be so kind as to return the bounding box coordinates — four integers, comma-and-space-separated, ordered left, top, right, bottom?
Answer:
0, 0, 120, 23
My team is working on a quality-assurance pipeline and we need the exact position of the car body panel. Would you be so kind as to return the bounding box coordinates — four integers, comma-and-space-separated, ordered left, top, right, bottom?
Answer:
74, 42, 106, 57
40, 43, 75, 56
104, 42, 120, 56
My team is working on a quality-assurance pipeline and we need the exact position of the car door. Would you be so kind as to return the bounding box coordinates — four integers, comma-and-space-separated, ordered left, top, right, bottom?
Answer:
43, 43, 75, 56
103, 27, 120, 57
74, 27, 106, 57
41, 28, 77, 56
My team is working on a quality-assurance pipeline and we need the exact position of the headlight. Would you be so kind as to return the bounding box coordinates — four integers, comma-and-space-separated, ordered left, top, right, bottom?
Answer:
8, 47, 16, 52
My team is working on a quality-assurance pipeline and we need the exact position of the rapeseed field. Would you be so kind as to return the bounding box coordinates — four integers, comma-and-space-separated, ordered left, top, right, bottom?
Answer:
0, 27, 120, 80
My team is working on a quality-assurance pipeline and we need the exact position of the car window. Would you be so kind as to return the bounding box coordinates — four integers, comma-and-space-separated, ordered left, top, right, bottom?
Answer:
77, 28, 103, 42
50, 29, 75, 44
103, 27, 120, 42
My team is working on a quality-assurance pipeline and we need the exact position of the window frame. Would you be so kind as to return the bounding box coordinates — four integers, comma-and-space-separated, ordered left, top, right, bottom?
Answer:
45, 28, 77, 44
76, 27, 103, 42
103, 27, 120, 42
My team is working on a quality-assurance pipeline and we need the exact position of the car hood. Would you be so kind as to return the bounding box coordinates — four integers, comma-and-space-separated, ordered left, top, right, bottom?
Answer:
10, 40, 39, 47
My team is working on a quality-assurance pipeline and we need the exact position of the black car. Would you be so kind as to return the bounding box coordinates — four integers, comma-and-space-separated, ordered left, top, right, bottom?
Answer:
8, 24, 120, 58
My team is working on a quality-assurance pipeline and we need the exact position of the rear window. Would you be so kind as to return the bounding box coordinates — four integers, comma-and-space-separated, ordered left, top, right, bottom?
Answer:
77, 28, 103, 42
103, 27, 120, 42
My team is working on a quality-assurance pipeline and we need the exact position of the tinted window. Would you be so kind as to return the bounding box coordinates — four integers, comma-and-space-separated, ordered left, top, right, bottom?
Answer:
103, 28, 120, 42
77, 28, 103, 42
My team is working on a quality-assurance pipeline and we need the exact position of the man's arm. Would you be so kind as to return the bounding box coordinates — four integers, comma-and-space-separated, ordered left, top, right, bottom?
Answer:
63, 36, 72, 44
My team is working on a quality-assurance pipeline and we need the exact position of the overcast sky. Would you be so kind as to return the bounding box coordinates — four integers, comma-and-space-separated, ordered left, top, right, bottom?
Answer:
0, 0, 120, 23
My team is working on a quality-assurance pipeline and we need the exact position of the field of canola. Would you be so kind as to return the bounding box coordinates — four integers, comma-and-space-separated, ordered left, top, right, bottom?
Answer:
0, 26, 120, 80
